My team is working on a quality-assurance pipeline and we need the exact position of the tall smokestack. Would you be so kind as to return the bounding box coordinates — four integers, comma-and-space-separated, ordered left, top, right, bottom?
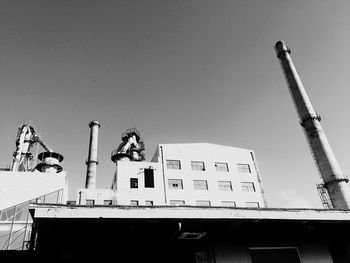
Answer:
85, 120, 101, 189
274, 40, 350, 209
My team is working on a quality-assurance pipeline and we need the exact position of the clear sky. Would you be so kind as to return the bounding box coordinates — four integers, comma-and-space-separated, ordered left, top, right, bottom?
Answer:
1, 0, 350, 208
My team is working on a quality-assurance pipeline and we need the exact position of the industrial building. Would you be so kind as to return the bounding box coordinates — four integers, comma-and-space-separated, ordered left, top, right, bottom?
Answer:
1, 41, 350, 262
78, 128, 266, 207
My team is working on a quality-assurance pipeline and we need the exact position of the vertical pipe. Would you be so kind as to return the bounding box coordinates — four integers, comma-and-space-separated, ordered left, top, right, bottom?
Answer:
85, 120, 101, 189
274, 40, 350, 209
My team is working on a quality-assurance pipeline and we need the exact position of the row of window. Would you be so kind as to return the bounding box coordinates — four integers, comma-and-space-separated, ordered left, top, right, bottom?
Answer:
85, 200, 113, 206
168, 179, 256, 192
169, 200, 260, 208
129, 177, 256, 192
84, 199, 259, 208
166, 160, 251, 173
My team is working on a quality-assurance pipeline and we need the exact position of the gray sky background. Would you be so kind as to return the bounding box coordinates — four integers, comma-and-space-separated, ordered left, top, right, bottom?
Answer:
1, 0, 350, 208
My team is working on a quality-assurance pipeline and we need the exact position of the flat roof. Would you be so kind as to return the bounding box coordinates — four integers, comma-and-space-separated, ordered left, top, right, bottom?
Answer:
30, 204, 350, 222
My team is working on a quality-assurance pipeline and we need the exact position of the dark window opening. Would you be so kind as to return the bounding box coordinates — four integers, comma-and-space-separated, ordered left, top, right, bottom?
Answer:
144, 168, 154, 188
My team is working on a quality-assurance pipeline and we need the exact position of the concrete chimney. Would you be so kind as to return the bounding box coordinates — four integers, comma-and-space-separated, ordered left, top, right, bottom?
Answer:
85, 120, 101, 189
274, 40, 350, 209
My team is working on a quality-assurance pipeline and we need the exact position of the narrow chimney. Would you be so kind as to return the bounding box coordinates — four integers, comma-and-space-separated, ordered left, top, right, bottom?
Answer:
274, 40, 350, 209
85, 120, 101, 189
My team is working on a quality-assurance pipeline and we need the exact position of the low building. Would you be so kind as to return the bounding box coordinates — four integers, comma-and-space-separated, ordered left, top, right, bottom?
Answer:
27, 204, 350, 262
0, 171, 68, 250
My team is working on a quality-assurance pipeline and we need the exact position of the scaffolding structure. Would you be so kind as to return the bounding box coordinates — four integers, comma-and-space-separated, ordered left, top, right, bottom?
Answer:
316, 184, 334, 209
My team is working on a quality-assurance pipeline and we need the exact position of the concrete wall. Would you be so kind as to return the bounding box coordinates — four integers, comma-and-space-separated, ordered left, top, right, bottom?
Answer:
0, 171, 68, 210
114, 161, 164, 205
76, 188, 118, 205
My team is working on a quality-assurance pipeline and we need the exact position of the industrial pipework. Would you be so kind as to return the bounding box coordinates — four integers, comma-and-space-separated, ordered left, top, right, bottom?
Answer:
10, 123, 61, 172
111, 128, 145, 163
35, 152, 64, 173
274, 40, 350, 209
85, 120, 101, 189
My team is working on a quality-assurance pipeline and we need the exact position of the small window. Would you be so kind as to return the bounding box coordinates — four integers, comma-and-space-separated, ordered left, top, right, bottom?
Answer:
144, 168, 154, 188
250, 247, 301, 263
104, 200, 112, 206
86, 199, 95, 206
191, 161, 205, 171
168, 179, 183, 189
130, 178, 138, 188
241, 182, 255, 192
246, 202, 260, 208
237, 164, 251, 173
221, 201, 236, 207
196, 200, 211, 206
166, 160, 181, 170
130, 200, 139, 206
66, 201, 76, 205
145, 200, 153, 206
193, 180, 208, 190
170, 200, 185, 206
215, 162, 229, 172
218, 181, 232, 191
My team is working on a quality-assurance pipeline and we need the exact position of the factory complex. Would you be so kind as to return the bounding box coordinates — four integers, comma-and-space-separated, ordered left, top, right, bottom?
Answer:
0, 41, 350, 262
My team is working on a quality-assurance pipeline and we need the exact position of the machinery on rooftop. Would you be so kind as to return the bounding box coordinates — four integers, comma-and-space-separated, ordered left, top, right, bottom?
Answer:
111, 128, 145, 163
110, 128, 145, 189
10, 123, 63, 173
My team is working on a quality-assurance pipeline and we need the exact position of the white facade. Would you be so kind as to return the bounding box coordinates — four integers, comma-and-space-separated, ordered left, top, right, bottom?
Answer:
77, 161, 164, 206
0, 171, 68, 210
78, 143, 266, 208
153, 143, 266, 208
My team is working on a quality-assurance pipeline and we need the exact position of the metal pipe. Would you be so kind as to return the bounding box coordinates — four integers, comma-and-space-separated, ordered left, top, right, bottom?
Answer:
274, 40, 350, 209
85, 120, 101, 189
11, 125, 30, 171
38, 139, 53, 152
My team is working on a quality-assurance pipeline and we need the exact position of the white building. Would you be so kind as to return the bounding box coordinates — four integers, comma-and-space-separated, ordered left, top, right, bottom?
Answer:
77, 143, 266, 208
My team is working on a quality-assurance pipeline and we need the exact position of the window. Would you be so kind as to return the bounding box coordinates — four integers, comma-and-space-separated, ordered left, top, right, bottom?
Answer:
215, 162, 229, 172
221, 201, 236, 207
246, 202, 260, 208
103, 200, 112, 206
66, 201, 76, 205
241, 182, 255, 192
168, 179, 183, 189
218, 181, 232, 191
196, 200, 211, 206
193, 180, 208, 190
130, 178, 138, 188
166, 160, 181, 170
145, 200, 153, 206
170, 200, 185, 206
250, 248, 301, 263
144, 168, 154, 188
130, 200, 139, 206
86, 199, 95, 206
237, 164, 251, 173
191, 161, 205, 171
